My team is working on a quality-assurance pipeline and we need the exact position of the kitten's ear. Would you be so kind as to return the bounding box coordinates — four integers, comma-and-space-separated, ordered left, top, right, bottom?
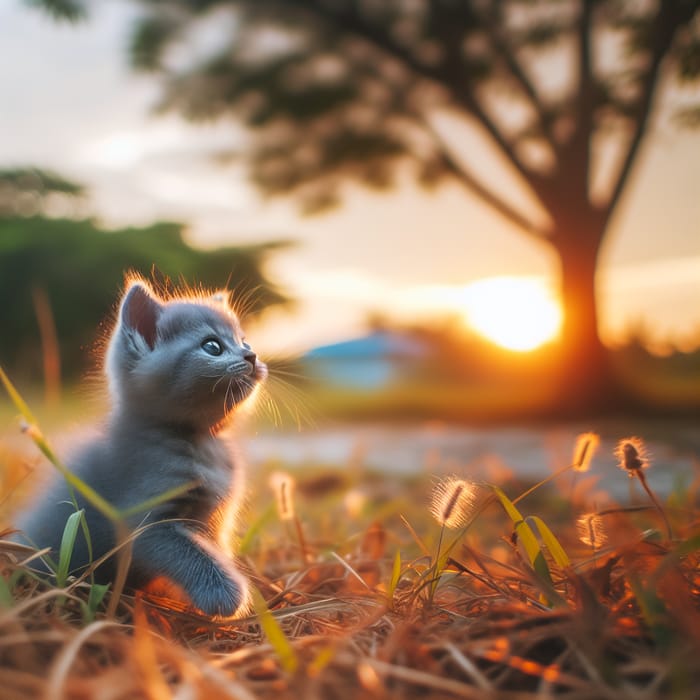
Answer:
211, 290, 231, 307
120, 282, 162, 349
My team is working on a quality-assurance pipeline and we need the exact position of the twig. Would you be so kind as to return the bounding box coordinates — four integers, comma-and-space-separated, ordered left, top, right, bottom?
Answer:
443, 642, 493, 690
634, 470, 673, 541
45, 621, 123, 700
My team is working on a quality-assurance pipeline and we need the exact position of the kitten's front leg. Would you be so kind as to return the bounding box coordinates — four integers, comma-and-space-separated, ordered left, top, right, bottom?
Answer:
130, 522, 248, 617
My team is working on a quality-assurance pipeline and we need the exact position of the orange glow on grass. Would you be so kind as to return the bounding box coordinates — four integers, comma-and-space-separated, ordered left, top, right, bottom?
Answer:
462, 276, 562, 352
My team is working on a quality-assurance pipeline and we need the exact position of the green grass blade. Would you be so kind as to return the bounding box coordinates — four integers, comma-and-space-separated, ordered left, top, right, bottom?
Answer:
0, 575, 14, 607
239, 504, 276, 555
9, 568, 28, 589
57, 509, 84, 586
82, 582, 110, 623
629, 576, 672, 651
0, 365, 38, 426
390, 550, 402, 595
251, 585, 298, 674
30, 431, 120, 522
399, 514, 431, 558
527, 515, 571, 569
492, 487, 542, 566
118, 480, 200, 520
434, 540, 456, 583
491, 485, 556, 596
1, 367, 121, 523
76, 504, 94, 571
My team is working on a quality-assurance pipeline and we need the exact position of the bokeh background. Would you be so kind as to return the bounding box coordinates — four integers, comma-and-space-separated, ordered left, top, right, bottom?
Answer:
1, 0, 699, 430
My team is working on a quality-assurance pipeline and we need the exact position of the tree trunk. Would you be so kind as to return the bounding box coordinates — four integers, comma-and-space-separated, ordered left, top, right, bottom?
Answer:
550, 216, 625, 416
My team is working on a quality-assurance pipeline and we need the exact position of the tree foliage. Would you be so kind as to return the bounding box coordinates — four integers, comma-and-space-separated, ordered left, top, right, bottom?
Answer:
0, 167, 87, 218
115, 0, 700, 220
23, 0, 86, 23
27, 0, 700, 411
0, 216, 290, 381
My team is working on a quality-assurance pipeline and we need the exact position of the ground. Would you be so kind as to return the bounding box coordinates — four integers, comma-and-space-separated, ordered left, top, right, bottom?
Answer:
1, 421, 700, 699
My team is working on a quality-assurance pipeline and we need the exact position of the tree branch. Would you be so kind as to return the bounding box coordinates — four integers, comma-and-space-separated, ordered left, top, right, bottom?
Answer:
603, 4, 692, 226
446, 154, 551, 242
550, 0, 596, 214
282, 0, 553, 211
422, 117, 551, 241
480, 2, 559, 156
576, 0, 595, 196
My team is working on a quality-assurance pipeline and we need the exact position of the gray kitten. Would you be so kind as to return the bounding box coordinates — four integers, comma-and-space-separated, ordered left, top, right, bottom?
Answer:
14, 279, 266, 617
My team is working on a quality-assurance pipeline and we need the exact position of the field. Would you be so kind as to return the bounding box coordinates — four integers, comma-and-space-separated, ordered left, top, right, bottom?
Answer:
1, 386, 700, 700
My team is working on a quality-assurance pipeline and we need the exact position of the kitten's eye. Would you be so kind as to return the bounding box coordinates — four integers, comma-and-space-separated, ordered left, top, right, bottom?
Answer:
201, 338, 223, 356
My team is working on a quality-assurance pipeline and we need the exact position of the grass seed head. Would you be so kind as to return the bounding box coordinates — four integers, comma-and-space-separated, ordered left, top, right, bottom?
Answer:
614, 437, 649, 477
429, 477, 480, 529
572, 432, 599, 472
576, 512, 608, 547
269, 471, 296, 521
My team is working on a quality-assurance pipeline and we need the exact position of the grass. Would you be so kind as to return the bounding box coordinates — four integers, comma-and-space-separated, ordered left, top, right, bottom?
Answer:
1, 401, 700, 698
302, 380, 559, 424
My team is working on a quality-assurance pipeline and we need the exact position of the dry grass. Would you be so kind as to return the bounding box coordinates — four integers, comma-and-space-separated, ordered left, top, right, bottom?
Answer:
1, 442, 700, 700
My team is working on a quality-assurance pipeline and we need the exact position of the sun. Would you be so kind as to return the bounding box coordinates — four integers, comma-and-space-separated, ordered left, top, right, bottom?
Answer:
461, 276, 562, 352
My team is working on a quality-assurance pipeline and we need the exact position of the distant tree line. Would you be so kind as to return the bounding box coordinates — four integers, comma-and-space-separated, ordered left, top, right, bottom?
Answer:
24, 2, 700, 416
0, 169, 290, 388
0, 167, 87, 218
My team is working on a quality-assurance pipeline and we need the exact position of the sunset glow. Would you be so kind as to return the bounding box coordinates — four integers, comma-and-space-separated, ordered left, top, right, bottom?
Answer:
462, 277, 562, 352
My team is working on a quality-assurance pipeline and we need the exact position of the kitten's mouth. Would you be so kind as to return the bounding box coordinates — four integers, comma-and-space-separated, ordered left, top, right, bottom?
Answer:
254, 360, 268, 381
227, 359, 267, 381
220, 360, 265, 411
227, 361, 255, 377
221, 377, 253, 411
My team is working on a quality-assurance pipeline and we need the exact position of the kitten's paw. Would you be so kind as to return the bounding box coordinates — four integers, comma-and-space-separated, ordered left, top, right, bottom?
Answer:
191, 569, 249, 618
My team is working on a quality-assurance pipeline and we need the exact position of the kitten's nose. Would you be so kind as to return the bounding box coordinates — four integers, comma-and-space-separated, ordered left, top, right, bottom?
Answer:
243, 349, 257, 369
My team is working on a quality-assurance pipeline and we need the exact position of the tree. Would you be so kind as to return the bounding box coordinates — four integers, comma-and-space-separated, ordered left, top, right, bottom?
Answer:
31, 0, 700, 412
0, 167, 87, 217
0, 216, 290, 384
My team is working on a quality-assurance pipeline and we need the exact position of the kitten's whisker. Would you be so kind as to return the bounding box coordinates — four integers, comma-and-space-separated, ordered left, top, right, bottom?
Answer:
260, 376, 316, 430
266, 397, 283, 428
255, 385, 283, 427
230, 282, 263, 321
267, 375, 314, 409
266, 368, 308, 380
213, 375, 228, 393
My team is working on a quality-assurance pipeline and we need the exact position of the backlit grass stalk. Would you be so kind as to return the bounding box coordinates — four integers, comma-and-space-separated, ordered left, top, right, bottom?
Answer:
513, 432, 599, 506
270, 471, 309, 563
0, 367, 119, 523
250, 585, 298, 674
427, 478, 484, 601
577, 512, 607, 552
615, 437, 673, 540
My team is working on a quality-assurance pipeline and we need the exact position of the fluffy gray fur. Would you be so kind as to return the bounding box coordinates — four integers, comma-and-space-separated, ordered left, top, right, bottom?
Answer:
14, 280, 266, 617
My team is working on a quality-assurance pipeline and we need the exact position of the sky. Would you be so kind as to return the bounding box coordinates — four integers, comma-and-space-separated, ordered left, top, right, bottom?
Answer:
1, 1, 699, 356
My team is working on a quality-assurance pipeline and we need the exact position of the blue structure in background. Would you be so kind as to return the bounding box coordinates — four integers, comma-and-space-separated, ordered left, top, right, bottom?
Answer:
302, 331, 431, 390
